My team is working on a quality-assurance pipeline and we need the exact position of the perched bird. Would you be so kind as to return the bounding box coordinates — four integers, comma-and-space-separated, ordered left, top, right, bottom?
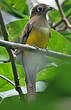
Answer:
20, 3, 52, 100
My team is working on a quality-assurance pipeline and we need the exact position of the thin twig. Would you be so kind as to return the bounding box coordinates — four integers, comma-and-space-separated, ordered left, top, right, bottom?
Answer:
0, 11, 24, 100
0, 39, 71, 61
52, 13, 71, 30
55, 0, 71, 29
0, 59, 10, 63
53, 24, 67, 32
0, 74, 15, 86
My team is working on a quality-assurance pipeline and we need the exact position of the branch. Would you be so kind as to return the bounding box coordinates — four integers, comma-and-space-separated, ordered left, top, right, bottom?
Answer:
0, 59, 10, 63
0, 11, 24, 100
0, 39, 71, 61
0, 74, 15, 87
52, 13, 71, 31
55, 0, 71, 29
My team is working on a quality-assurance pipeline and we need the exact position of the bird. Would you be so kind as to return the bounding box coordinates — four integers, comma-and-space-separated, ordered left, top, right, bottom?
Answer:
20, 3, 52, 100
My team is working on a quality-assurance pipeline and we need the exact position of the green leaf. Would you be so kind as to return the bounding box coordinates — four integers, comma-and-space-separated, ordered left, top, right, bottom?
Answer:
7, 17, 29, 41
48, 29, 71, 54
0, 47, 9, 60
0, 0, 24, 18
7, 0, 29, 15
0, 63, 13, 91
0, 63, 25, 92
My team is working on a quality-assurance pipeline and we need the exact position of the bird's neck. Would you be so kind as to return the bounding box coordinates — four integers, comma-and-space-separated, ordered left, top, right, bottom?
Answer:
29, 15, 48, 27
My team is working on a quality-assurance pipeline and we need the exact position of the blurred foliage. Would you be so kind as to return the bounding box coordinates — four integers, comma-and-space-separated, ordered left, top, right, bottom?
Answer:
49, 0, 71, 23
7, 17, 29, 42
48, 29, 71, 54
0, 0, 23, 18
7, 0, 29, 15
49, 0, 71, 40
0, 0, 71, 110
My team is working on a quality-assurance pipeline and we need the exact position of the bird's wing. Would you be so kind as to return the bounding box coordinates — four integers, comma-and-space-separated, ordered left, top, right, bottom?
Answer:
20, 22, 32, 44
15, 22, 32, 63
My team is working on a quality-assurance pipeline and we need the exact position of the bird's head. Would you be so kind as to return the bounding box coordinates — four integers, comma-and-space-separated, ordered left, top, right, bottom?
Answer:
31, 3, 52, 18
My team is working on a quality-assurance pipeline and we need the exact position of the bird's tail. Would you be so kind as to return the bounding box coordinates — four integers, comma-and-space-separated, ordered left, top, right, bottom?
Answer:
22, 51, 48, 100
26, 82, 36, 100
22, 51, 57, 100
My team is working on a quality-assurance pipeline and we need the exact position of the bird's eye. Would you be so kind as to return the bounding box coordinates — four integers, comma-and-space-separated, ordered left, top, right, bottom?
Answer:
37, 6, 43, 12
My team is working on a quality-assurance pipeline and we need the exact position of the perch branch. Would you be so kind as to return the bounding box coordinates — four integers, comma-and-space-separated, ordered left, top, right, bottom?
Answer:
0, 39, 71, 61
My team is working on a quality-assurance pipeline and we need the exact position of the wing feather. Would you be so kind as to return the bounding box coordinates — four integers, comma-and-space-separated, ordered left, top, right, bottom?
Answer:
20, 23, 32, 44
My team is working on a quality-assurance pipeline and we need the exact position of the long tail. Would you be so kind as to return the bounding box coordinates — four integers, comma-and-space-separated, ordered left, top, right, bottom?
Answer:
22, 51, 50, 100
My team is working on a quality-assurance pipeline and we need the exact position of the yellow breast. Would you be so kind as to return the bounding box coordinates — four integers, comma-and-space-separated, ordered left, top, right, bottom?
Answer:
26, 27, 49, 49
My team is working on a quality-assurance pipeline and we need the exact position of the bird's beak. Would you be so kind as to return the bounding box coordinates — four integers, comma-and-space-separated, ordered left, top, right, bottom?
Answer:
46, 5, 53, 12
